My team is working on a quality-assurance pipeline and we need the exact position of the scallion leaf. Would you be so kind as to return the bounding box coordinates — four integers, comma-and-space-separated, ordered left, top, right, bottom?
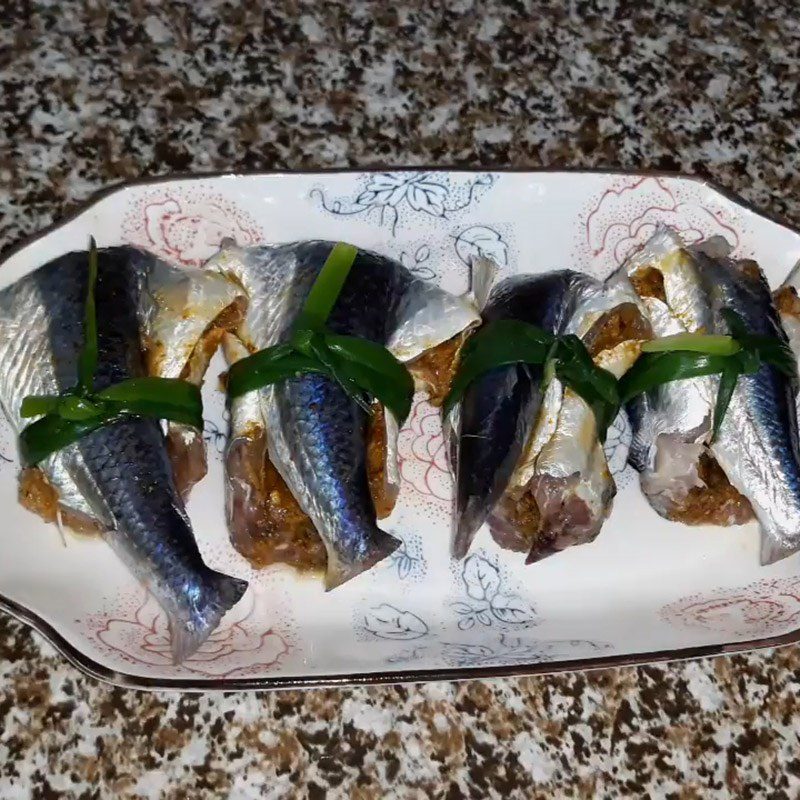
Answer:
227, 347, 324, 400
19, 414, 113, 467
20, 395, 62, 418
326, 334, 415, 422
619, 351, 731, 403
641, 333, 740, 356
295, 242, 358, 331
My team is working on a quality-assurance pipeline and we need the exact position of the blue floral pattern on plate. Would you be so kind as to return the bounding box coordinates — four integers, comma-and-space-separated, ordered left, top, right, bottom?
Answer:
442, 634, 610, 668
453, 224, 509, 267
359, 603, 430, 641
387, 533, 427, 582
310, 172, 496, 235
450, 552, 538, 630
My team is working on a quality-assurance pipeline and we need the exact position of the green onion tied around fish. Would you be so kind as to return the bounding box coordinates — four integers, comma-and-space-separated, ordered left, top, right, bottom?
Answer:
620, 225, 800, 565
19, 239, 205, 467
226, 242, 415, 425
19, 240, 204, 465
442, 318, 621, 444
621, 308, 798, 440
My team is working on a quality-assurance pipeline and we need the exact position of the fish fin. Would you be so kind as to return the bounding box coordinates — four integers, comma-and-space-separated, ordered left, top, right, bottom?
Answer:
760, 535, 799, 566
691, 235, 733, 260
380, 410, 402, 509
324, 529, 401, 590
168, 571, 248, 664
468, 254, 497, 311
386, 280, 480, 362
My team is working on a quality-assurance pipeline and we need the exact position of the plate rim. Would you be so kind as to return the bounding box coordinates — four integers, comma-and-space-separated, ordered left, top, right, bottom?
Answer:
3, 166, 800, 692
3, 592, 797, 692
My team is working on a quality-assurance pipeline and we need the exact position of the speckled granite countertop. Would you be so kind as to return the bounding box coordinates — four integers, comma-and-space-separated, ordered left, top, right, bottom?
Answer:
2, 1, 800, 797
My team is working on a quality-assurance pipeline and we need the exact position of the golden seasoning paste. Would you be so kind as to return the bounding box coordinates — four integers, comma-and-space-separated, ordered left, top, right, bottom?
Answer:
775, 285, 800, 317
408, 331, 471, 407
490, 490, 542, 553
226, 427, 328, 572
18, 468, 103, 536
630, 266, 667, 302
667, 453, 754, 526
584, 302, 653, 357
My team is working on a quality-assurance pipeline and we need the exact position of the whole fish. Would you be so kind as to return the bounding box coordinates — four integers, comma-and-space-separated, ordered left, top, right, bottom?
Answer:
0, 247, 248, 662
450, 269, 646, 560
621, 227, 751, 525
208, 241, 479, 588
697, 252, 800, 564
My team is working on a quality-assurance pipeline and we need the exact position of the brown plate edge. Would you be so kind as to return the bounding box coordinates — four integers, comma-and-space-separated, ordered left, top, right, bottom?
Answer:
2, 166, 800, 692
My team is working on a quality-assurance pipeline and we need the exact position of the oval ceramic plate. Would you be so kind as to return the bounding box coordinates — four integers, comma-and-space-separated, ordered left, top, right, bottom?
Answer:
3, 169, 800, 692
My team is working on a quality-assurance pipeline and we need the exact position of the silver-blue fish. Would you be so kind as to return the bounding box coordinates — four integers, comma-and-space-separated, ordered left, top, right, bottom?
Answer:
450, 270, 604, 558
697, 252, 800, 564
0, 248, 248, 662
209, 241, 479, 588
620, 227, 720, 519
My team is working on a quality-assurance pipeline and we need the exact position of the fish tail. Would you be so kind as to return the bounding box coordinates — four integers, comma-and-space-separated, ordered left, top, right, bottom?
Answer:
168, 571, 248, 664
324, 528, 401, 590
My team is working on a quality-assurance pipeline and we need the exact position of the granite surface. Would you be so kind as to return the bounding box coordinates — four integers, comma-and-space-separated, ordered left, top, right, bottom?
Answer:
2, 0, 800, 797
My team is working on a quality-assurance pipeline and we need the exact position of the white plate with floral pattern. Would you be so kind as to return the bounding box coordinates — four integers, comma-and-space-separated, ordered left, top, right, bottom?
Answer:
3, 169, 800, 691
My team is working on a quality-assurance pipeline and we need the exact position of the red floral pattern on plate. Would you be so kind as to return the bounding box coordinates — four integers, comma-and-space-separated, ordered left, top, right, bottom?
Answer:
397, 396, 452, 503
661, 576, 800, 639
121, 189, 263, 266
576, 175, 744, 274
84, 589, 290, 677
